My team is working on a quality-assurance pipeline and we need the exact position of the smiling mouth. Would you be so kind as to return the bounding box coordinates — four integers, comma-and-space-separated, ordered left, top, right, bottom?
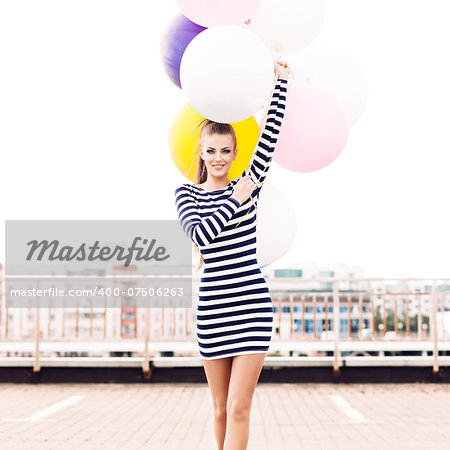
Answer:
213, 164, 225, 168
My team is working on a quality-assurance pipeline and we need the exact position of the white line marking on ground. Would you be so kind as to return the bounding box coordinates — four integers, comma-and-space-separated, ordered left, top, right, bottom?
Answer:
330, 394, 369, 423
2, 395, 84, 422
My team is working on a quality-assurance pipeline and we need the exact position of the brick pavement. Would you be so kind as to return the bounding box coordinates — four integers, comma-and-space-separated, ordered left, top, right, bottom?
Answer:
1, 382, 449, 449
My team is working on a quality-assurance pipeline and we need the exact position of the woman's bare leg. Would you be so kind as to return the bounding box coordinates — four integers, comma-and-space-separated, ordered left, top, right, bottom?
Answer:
224, 353, 266, 450
202, 356, 233, 450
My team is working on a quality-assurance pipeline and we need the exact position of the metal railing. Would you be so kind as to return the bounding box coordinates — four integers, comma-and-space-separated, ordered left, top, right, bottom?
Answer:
1, 274, 449, 376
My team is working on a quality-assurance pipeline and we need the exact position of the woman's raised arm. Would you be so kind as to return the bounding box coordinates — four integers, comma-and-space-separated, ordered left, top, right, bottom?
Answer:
242, 76, 289, 196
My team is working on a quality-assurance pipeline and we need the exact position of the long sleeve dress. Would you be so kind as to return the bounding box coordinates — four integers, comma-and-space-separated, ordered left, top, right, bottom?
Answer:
174, 77, 288, 360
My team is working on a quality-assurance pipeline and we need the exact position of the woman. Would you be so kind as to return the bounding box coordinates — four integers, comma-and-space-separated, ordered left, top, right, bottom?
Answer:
174, 60, 290, 449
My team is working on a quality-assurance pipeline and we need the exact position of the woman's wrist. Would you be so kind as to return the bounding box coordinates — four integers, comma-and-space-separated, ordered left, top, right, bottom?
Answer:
277, 69, 290, 80
275, 62, 290, 80
230, 195, 241, 205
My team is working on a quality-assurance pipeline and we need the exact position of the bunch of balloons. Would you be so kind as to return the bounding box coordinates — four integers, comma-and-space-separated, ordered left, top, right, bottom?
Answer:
161, 0, 368, 265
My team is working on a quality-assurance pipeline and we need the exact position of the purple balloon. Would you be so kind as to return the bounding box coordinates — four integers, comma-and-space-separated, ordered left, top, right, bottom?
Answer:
160, 14, 207, 89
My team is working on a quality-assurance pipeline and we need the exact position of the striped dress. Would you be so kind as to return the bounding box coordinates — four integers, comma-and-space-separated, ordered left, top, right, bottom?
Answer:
174, 77, 288, 360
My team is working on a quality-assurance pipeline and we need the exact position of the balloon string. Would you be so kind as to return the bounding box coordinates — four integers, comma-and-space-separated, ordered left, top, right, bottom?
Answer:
234, 65, 287, 228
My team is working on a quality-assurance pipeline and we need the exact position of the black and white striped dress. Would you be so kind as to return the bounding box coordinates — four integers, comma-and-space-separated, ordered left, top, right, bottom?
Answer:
174, 77, 288, 360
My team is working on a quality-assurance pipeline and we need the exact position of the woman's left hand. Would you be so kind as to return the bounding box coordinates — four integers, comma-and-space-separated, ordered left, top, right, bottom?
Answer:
274, 59, 291, 79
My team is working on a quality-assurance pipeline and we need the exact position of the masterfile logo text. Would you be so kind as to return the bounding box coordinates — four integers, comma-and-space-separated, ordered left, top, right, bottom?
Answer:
5, 220, 193, 308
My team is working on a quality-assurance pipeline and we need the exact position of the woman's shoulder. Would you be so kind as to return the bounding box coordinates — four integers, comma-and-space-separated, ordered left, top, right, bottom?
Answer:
175, 182, 196, 196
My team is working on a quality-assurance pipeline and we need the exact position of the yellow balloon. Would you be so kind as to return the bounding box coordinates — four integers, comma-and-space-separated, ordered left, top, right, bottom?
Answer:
169, 104, 260, 182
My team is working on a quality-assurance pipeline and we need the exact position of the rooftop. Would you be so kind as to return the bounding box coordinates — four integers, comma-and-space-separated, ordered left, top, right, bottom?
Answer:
1, 382, 450, 449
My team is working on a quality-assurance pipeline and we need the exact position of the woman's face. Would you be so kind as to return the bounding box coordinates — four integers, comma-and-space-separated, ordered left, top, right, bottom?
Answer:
200, 133, 237, 176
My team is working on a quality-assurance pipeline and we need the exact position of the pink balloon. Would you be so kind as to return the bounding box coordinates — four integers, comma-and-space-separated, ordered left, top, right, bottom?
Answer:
176, 0, 262, 27
274, 86, 350, 172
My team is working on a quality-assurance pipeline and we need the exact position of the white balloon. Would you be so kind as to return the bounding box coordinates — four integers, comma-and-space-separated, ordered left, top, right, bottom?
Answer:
180, 25, 274, 123
289, 47, 368, 126
247, 0, 327, 57
256, 183, 298, 267
175, 0, 262, 28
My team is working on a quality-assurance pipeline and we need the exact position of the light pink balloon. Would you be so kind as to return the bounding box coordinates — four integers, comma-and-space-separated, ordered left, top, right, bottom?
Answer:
274, 86, 350, 172
176, 0, 262, 27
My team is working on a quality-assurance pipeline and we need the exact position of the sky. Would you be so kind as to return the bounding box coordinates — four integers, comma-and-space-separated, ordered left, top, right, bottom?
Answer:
0, 0, 449, 279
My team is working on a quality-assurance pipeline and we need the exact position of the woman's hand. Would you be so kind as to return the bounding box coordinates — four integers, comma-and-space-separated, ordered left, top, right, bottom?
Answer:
231, 175, 257, 205
274, 58, 291, 80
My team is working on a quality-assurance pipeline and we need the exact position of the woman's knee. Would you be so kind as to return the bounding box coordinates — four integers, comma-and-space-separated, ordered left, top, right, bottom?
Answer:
227, 397, 251, 421
213, 402, 227, 421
